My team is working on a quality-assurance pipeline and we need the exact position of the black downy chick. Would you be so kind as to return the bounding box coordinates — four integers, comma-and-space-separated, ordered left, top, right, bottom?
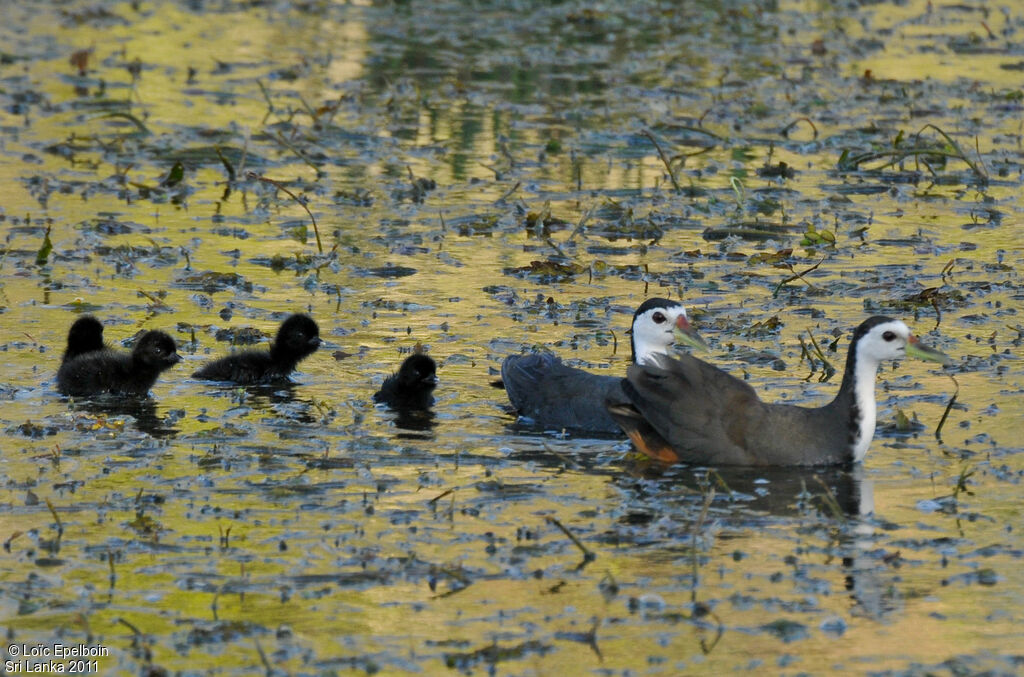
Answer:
373, 353, 437, 410
57, 330, 181, 397
192, 313, 321, 385
61, 316, 107, 364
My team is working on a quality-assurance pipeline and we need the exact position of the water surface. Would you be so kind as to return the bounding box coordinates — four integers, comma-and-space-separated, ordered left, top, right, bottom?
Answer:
1, 1, 1022, 674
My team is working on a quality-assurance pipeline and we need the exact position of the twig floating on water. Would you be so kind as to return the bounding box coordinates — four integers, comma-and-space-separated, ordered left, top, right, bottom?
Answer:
772, 254, 826, 297
935, 374, 959, 441
780, 116, 818, 139
45, 497, 63, 535
497, 181, 521, 203
428, 488, 454, 506
546, 515, 595, 563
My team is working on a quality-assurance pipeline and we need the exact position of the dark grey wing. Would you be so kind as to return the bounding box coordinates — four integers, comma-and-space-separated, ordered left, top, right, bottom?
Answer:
501, 353, 623, 434
616, 354, 850, 466
615, 353, 768, 465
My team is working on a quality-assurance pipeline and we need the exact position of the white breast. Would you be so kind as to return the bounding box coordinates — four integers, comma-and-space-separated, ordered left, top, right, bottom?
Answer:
851, 357, 879, 463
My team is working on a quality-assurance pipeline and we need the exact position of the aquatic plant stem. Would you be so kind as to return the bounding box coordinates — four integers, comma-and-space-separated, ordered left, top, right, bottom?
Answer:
690, 483, 714, 602
935, 374, 959, 441
914, 123, 987, 183
256, 79, 275, 124
642, 129, 682, 192
780, 116, 819, 139
272, 131, 323, 177
45, 497, 63, 534
248, 172, 323, 254
839, 123, 987, 182
813, 476, 847, 522
428, 488, 454, 506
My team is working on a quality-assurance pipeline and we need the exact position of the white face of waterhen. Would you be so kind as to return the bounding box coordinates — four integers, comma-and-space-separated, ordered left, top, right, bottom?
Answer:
631, 302, 707, 365
842, 319, 952, 461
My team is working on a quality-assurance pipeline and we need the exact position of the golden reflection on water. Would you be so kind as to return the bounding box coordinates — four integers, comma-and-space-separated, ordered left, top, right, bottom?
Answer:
0, 0, 1022, 673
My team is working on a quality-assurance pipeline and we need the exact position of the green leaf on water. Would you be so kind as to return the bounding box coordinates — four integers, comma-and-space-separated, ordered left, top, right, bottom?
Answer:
894, 408, 913, 431
35, 226, 52, 266
800, 224, 836, 248
747, 249, 792, 265
731, 146, 755, 161
161, 161, 185, 188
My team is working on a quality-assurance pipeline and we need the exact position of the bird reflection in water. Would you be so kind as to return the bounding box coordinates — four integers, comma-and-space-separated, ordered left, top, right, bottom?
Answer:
70, 396, 181, 439
210, 381, 322, 425
616, 461, 903, 626
390, 407, 437, 439
621, 460, 874, 519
